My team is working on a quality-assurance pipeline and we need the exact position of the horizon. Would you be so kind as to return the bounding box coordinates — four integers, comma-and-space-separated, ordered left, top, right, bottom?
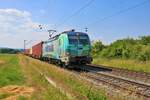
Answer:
1, 34, 149, 49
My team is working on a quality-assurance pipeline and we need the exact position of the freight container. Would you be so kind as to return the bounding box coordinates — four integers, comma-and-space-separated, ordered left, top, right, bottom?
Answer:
24, 49, 30, 55
29, 48, 32, 55
42, 36, 59, 60
32, 41, 43, 59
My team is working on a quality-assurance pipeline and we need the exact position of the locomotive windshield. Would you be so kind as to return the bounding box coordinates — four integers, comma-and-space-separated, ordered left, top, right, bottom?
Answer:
79, 35, 90, 45
68, 34, 90, 45
68, 35, 78, 45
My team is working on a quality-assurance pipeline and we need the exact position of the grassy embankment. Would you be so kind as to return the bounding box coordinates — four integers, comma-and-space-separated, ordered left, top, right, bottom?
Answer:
19, 55, 69, 100
93, 57, 150, 73
0, 54, 69, 100
20, 55, 106, 100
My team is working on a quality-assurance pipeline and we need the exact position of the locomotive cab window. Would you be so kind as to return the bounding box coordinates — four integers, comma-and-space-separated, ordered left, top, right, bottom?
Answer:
68, 35, 78, 45
68, 34, 90, 45
79, 35, 90, 45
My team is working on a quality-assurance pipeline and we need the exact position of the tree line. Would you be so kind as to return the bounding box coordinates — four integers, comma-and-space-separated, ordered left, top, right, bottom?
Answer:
92, 36, 150, 61
0, 48, 22, 54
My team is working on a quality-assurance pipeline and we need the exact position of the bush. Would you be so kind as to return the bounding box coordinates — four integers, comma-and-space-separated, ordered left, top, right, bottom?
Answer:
139, 36, 150, 45
92, 36, 150, 61
92, 40, 105, 57
137, 46, 150, 61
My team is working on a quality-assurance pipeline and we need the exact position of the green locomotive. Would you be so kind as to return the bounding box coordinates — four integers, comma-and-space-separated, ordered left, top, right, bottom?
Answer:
42, 30, 92, 67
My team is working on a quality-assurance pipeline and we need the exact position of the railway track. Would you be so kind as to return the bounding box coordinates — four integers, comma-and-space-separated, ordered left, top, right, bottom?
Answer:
70, 64, 150, 99
87, 64, 150, 83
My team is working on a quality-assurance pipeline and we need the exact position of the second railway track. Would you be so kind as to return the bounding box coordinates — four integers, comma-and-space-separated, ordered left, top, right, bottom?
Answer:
89, 64, 150, 83
70, 64, 150, 99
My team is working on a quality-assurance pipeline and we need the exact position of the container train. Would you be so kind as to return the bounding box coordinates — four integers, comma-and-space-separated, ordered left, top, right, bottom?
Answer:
25, 30, 92, 67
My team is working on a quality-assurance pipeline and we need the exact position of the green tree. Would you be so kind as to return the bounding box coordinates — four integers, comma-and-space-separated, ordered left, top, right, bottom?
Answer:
92, 40, 104, 56
138, 46, 150, 62
139, 36, 150, 45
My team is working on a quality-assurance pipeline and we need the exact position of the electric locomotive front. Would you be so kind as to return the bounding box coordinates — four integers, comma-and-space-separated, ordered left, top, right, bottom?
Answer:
66, 31, 92, 65
41, 30, 92, 67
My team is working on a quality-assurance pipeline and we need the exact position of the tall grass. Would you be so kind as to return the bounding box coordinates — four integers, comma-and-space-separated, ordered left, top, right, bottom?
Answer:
93, 57, 150, 73
0, 54, 24, 87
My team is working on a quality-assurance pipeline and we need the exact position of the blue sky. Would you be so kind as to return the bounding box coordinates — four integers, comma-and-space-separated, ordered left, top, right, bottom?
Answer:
0, 0, 150, 48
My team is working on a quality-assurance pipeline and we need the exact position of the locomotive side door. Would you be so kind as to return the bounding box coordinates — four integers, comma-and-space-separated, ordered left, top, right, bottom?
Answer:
58, 38, 62, 59
58, 37, 64, 58
77, 34, 83, 56
58, 35, 66, 63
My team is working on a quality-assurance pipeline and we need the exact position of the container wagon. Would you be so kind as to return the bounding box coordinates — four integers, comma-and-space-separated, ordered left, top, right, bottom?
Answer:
32, 41, 43, 59
29, 48, 32, 56
24, 49, 30, 55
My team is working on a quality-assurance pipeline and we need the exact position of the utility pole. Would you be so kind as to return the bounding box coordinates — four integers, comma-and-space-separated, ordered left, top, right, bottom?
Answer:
24, 40, 32, 52
24, 40, 27, 52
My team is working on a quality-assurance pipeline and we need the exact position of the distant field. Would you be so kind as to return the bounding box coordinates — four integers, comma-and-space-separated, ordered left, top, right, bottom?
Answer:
93, 58, 150, 73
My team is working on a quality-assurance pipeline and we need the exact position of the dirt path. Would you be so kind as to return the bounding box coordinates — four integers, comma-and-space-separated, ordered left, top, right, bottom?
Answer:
0, 85, 34, 100
0, 60, 5, 64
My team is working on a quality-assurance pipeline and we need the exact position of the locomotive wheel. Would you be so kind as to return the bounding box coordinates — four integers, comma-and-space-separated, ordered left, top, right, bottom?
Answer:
58, 60, 62, 67
61, 62, 68, 68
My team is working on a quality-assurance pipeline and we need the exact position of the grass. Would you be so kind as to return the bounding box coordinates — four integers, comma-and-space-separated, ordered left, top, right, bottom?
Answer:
18, 96, 28, 100
0, 54, 25, 87
93, 57, 150, 73
24, 55, 107, 100
0, 93, 13, 99
19, 55, 70, 100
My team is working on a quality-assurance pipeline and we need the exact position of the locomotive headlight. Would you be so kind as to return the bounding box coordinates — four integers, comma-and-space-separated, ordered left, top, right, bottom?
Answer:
66, 48, 70, 56
66, 52, 70, 56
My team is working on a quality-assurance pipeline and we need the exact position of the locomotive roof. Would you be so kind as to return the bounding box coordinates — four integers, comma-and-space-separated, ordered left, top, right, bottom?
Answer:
44, 31, 88, 43
65, 31, 88, 36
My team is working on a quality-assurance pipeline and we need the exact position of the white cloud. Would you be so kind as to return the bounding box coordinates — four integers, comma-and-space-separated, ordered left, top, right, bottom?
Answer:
0, 9, 49, 48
